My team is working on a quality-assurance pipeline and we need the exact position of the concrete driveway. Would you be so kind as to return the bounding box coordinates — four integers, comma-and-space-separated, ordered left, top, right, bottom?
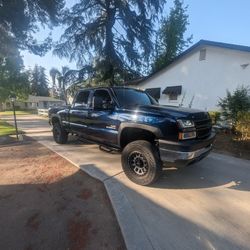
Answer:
3, 115, 250, 250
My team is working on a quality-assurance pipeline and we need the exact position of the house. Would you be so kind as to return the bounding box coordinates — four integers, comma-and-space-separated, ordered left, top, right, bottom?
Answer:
128, 40, 250, 111
1, 95, 65, 111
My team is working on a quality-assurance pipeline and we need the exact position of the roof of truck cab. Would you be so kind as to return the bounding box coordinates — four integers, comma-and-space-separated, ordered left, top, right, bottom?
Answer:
77, 86, 142, 91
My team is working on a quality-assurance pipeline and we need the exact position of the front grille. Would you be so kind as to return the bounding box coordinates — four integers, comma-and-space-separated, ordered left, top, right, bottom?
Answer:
195, 118, 212, 139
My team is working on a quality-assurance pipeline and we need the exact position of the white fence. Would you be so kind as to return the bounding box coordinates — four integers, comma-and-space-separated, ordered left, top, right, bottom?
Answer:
38, 108, 48, 117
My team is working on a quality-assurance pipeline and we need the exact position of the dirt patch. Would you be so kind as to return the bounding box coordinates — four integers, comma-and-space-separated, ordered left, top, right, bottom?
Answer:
77, 188, 93, 200
68, 218, 92, 250
26, 213, 40, 231
213, 133, 250, 160
0, 138, 126, 250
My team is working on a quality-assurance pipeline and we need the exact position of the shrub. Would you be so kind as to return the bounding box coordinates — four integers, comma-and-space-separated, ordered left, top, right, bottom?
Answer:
218, 86, 250, 132
236, 112, 250, 140
209, 111, 221, 125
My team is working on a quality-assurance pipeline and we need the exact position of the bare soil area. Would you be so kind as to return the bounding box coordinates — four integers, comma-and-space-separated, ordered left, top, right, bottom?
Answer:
0, 138, 125, 250
213, 133, 250, 160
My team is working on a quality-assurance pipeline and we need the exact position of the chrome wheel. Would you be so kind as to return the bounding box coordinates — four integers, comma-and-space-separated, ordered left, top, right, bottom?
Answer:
128, 151, 148, 176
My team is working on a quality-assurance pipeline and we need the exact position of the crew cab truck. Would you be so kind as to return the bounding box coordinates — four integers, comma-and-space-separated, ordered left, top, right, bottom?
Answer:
49, 87, 216, 185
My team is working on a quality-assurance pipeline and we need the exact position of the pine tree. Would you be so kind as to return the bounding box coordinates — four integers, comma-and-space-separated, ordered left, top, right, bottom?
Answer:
54, 0, 166, 85
0, 0, 64, 56
152, 0, 192, 72
30, 65, 49, 96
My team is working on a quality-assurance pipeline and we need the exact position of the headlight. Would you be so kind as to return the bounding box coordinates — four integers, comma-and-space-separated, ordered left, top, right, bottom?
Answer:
177, 119, 195, 128
177, 119, 196, 140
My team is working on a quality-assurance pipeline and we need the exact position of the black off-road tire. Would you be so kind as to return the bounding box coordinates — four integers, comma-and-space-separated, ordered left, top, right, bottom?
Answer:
52, 122, 68, 144
121, 140, 162, 186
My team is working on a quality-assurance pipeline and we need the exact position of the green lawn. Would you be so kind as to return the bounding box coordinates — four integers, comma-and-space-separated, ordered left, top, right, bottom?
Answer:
0, 110, 37, 116
0, 120, 17, 136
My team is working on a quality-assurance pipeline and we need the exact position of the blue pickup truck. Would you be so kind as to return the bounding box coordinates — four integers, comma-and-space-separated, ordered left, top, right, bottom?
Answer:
49, 87, 215, 185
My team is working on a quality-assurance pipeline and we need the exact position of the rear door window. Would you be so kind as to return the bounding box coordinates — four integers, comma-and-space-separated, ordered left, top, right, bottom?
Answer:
92, 89, 111, 104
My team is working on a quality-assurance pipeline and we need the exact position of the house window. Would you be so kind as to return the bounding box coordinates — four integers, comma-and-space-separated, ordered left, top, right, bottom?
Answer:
162, 85, 182, 101
145, 88, 161, 100
169, 93, 178, 100
199, 49, 206, 61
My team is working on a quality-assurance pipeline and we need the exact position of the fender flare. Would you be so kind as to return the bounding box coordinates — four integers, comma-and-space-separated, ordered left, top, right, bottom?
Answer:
50, 114, 62, 125
118, 122, 163, 147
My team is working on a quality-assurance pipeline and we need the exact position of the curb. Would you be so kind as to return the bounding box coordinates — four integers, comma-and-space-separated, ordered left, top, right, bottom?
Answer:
36, 139, 152, 250
105, 178, 153, 250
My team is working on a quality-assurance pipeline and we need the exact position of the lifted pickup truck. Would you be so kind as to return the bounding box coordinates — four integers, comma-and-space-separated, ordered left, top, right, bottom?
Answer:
49, 87, 215, 185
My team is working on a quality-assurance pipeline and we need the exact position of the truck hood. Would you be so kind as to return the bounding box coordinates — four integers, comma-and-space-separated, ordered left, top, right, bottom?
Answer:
135, 104, 209, 120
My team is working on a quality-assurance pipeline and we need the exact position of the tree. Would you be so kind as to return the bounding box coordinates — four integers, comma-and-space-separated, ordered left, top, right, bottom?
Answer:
56, 67, 81, 103
152, 0, 192, 72
49, 67, 60, 97
49, 66, 81, 102
218, 86, 250, 128
0, 0, 64, 104
0, 53, 30, 102
57, 66, 70, 101
0, 0, 65, 57
30, 65, 49, 96
54, 0, 166, 85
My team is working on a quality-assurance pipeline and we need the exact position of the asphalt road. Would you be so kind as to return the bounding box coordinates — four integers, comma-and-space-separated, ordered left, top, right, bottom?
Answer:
3, 115, 250, 250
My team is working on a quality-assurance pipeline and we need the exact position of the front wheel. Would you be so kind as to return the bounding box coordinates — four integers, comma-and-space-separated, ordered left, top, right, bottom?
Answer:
52, 122, 68, 144
121, 140, 162, 186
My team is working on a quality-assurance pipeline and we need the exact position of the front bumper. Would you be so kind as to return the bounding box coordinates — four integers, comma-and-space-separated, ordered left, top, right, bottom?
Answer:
158, 132, 216, 167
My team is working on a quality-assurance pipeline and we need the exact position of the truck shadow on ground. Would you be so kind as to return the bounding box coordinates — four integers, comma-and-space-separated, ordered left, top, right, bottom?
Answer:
0, 167, 246, 250
80, 164, 249, 250
17, 135, 250, 192
152, 159, 250, 192
0, 170, 125, 250
1, 138, 248, 249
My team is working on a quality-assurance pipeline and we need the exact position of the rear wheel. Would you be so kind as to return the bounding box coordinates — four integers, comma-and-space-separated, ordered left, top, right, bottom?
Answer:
121, 140, 162, 185
52, 122, 68, 144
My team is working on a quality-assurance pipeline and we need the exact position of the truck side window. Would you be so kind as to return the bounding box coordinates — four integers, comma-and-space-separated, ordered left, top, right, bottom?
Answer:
93, 89, 111, 104
74, 91, 90, 107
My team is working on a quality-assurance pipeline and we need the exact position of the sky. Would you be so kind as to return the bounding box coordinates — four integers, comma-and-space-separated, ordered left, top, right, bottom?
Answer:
21, 0, 250, 82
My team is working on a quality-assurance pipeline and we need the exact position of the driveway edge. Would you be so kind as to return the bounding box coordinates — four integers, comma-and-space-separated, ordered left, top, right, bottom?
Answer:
104, 178, 153, 250
38, 140, 153, 250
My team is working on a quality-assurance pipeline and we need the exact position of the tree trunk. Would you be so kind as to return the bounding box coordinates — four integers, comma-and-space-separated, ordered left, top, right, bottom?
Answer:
62, 81, 68, 105
52, 76, 56, 97
105, 1, 116, 86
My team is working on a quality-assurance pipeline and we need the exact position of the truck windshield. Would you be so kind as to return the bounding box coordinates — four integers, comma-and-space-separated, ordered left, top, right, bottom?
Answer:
114, 88, 157, 108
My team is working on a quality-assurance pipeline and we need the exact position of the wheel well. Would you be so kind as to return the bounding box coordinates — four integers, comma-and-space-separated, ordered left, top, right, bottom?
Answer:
51, 116, 60, 125
120, 128, 156, 149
